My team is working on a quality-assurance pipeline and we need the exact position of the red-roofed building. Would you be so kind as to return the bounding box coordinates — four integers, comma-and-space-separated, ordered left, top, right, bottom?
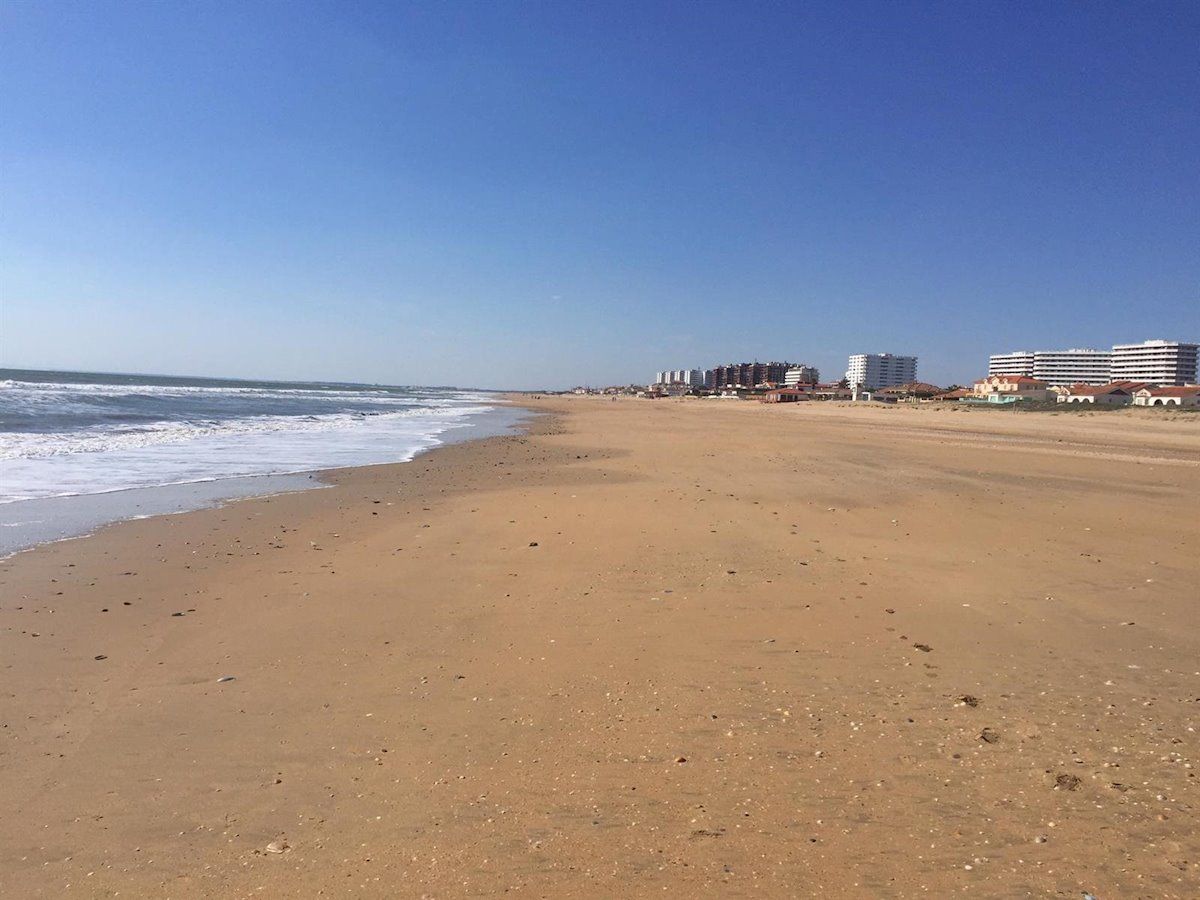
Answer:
1132, 385, 1200, 407
972, 374, 1053, 403
1058, 383, 1135, 405
879, 381, 944, 400
759, 387, 811, 403
810, 382, 852, 401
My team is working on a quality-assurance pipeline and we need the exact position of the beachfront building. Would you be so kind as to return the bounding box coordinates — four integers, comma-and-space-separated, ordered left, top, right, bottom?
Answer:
811, 383, 853, 401
988, 348, 1108, 384
1032, 349, 1112, 387
972, 375, 1054, 403
1132, 386, 1200, 407
710, 361, 796, 389
653, 369, 705, 387
647, 382, 689, 397
845, 353, 917, 390
1110, 340, 1199, 386
987, 351, 1036, 377
988, 339, 1198, 387
783, 365, 820, 386
988, 348, 1111, 385
759, 387, 811, 403
987, 347, 1111, 386
879, 381, 944, 401
1057, 384, 1135, 405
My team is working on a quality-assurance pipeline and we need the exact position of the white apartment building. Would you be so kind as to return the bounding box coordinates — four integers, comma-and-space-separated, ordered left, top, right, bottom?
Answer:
846, 353, 917, 390
1110, 340, 1199, 386
987, 347, 1111, 386
1031, 348, 1112, 387
654, 368, 704, 387
783, 365, 820, 386
987, 339, 1199, 387
987, 351, 1035, 377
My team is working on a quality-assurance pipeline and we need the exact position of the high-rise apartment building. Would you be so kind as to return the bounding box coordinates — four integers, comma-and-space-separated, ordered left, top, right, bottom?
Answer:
653, 369, 705, 387
987, 351, 1036, 377
1109, 340, 1199, 386
710, 362, 796, 388
845, 353, 917, 390
783, 365, 820, 386
988, 348, 1110, 386
987, 339, 1198, 387
1031, 349, 1112, 387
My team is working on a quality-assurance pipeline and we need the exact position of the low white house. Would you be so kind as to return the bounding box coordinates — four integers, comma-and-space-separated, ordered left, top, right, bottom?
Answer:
1058, 384, 1134, 405
1133, 386, 1200, 407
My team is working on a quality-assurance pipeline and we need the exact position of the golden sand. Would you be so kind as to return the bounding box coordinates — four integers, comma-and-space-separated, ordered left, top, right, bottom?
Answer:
2, 397, 1197, 897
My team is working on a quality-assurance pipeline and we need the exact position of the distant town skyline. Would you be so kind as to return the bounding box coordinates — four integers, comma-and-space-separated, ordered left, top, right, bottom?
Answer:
3, 3, 1198, 390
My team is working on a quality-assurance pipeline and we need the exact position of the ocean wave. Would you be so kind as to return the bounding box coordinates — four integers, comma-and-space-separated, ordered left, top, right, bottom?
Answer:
0, 405, 495, 460
0, 373, 510, 503
1, 378, 493, 401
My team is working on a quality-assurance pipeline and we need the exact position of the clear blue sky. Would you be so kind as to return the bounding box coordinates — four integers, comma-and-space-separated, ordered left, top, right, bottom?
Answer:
2, 1, 1197, 389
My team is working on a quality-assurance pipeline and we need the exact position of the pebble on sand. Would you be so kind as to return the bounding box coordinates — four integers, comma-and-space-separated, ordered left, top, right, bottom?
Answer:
1054, 773, 1082, 791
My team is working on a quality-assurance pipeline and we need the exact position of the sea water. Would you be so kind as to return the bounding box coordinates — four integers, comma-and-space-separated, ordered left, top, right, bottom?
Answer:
0, 369, 528, 554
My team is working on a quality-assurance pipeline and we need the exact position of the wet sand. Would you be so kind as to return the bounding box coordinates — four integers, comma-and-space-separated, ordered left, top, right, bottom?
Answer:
1, 397, 1197, 897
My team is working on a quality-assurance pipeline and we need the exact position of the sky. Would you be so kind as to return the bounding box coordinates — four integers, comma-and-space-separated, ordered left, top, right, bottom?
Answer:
2, 1, 1198, 389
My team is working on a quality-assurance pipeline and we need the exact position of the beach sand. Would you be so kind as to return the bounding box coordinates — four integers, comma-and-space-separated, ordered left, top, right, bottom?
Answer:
2, 397, 1197, 897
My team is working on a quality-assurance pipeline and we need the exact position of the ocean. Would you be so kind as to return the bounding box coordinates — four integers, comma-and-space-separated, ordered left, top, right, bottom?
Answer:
0, 369, 528, 554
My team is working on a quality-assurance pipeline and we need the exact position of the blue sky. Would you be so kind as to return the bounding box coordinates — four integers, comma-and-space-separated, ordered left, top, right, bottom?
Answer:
2, 1, 1197, 389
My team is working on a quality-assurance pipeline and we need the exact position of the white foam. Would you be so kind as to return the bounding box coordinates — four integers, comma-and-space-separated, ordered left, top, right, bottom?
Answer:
0, 405, 493, 460
0, 384, 506, 503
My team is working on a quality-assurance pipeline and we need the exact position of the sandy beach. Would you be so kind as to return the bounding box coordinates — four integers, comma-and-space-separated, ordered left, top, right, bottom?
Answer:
2, 397, 1197, 898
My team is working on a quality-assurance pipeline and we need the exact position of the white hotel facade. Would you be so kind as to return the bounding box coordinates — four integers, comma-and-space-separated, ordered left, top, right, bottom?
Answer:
988, 348, 1111, 386
783, 365, 820, 386
988, 339, 1198, 387
653, 369, 705, 387
986, 351, 1036, 377
846, 353, 917, 390
1110, 340, 1199, 385
1036, 348, 1112, 386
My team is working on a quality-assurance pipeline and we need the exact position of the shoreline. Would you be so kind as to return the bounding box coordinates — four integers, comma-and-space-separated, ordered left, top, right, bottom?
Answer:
0, 403, 536, 558
1, 397, 1196, 897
